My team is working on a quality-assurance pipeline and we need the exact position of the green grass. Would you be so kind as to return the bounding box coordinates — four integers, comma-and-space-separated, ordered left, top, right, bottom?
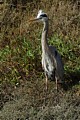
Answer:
50, 35, 80, 72
0, 35, 41, 85
0, 35, 80, 86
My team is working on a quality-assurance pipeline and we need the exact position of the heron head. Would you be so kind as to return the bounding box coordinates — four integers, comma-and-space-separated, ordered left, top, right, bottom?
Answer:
37, 10, 48, 21
29, 10, 48, 22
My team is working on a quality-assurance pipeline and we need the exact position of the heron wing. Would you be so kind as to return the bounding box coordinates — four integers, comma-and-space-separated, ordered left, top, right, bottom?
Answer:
49, 46, 64, 81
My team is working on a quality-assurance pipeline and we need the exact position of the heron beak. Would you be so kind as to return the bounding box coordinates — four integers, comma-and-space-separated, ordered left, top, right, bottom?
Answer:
29, 18, 40, 23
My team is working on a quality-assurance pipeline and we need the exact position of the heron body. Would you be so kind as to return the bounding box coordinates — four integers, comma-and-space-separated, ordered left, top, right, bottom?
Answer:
30, 10, 64, 90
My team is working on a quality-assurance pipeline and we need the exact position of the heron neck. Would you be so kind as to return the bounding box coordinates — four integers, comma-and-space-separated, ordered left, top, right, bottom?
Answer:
41, 20, 49, 54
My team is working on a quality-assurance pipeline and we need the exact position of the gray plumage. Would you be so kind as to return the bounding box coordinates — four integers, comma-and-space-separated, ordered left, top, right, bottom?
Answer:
30, 10, 64, 90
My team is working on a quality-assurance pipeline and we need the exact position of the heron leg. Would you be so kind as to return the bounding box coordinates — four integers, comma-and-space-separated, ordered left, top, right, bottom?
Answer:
46, 75, 48, 91
55, 77, 58, 92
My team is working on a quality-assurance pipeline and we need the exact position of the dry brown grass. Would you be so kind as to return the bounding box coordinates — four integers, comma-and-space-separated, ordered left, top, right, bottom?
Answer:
0, 79, 80, 120
0, 0, 80, 47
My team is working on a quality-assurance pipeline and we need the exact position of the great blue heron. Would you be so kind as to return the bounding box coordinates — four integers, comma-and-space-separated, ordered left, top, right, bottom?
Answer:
30, 10, 64, 91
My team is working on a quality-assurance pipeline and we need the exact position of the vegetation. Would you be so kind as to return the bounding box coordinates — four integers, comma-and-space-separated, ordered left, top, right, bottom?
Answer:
0, 0, 80, 119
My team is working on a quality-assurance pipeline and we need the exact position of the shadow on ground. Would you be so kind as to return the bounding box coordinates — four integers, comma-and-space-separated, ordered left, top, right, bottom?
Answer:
62, 70, 80, 91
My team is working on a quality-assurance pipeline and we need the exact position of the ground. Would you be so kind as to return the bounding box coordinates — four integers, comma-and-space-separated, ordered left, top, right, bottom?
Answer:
0, 78, 80, 120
